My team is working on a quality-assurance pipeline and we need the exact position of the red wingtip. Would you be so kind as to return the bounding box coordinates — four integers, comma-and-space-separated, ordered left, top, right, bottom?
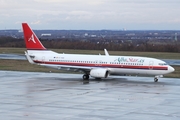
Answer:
22, 23, 46, 50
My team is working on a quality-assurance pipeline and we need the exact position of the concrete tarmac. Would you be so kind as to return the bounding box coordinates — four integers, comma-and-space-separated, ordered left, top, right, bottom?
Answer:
0, 71, 180, 120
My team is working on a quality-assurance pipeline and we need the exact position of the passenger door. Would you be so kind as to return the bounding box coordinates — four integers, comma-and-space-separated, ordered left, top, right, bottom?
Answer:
42, 56, 45, 64
149, 61, 153, 70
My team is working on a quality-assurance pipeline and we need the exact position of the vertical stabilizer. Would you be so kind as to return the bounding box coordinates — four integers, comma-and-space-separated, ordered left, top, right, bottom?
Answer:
22, 23, 46, 50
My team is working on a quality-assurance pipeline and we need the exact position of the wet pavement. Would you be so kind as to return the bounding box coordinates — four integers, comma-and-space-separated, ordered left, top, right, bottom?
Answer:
0, 54, 26, 60
0, 71, 180, 120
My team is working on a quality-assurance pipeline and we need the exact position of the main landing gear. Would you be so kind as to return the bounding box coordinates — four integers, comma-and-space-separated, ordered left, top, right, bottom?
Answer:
82, 74, 90, 84
83, 74, 89, 80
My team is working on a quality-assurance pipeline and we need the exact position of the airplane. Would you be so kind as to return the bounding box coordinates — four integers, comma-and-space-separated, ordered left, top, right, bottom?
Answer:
22, 23, 175, 82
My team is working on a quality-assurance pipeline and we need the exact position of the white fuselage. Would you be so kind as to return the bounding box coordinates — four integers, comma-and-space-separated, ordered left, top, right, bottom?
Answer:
27, 50, 174, 76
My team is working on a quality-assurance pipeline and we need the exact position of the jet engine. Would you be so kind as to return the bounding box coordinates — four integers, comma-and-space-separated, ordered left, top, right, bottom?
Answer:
90, 68, 109, 78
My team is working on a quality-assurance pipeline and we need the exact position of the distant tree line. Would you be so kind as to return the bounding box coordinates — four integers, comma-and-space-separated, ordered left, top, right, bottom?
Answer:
0, 36, 180, 52
0, 36, 25, 47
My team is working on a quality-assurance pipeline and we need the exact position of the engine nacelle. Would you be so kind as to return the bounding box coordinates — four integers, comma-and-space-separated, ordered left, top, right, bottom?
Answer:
90, 68, 109, 78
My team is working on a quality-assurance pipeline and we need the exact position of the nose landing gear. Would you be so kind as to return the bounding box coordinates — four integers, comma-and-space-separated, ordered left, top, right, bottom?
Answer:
154, 75, 163, 82
154, 77, 158, 82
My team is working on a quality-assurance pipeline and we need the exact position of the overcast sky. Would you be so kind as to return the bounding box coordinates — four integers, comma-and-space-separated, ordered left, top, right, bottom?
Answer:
1, 0, 180, 30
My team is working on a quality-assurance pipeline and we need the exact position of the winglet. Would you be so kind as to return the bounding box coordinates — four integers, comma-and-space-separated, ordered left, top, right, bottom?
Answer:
22, 23, 46, 50
104, 49, 109, 56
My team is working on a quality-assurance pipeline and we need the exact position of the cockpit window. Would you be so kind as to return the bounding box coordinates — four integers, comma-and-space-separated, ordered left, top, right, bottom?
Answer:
159, 63, 168, 66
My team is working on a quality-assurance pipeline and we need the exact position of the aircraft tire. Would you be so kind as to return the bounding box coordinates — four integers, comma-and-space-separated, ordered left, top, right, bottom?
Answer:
83, 74, 89, 80
154, 78, 158, 82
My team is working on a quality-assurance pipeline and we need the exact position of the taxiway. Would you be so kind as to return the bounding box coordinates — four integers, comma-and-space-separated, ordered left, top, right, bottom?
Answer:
0, 71, 180, 119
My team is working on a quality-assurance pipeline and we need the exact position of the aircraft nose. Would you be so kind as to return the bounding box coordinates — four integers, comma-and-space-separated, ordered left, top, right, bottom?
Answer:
168, 66, 175, 73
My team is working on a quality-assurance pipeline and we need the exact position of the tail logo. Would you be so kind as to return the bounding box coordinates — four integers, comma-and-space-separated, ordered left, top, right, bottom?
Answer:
28, 34, 36, 44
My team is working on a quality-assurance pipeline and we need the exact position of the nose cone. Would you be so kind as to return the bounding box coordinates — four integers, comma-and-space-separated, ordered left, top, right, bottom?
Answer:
168, 66, 175, 73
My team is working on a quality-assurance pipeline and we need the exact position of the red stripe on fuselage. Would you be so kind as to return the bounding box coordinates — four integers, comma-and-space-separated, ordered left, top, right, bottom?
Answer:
33, 60, 168, 70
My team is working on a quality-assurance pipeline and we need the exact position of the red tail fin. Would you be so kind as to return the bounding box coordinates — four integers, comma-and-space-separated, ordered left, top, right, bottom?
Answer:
22, 23, 46, 50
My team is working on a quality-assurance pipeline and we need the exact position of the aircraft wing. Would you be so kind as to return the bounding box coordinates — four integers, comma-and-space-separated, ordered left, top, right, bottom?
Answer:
41, 64, 92, 73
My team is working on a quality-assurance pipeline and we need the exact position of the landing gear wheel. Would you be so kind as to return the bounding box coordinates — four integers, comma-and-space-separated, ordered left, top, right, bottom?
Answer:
82, 74, 89, 84
83, 74, 89, 80
154, 78, 158, 82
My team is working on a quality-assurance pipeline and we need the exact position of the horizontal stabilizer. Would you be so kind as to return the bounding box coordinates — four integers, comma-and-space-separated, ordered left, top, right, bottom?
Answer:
25, 51, 35, 64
